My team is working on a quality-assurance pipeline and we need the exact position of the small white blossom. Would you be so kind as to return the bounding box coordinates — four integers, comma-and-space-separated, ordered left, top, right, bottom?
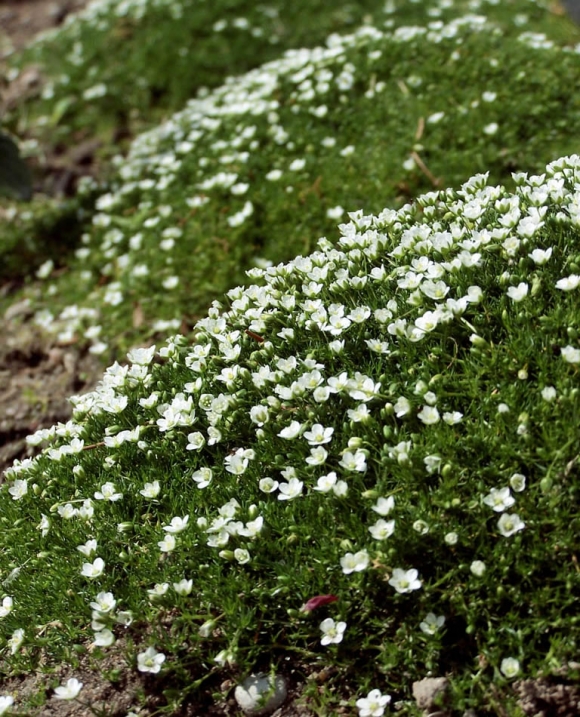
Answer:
388, 568, 422, 593
340, 550, 369, 575
500, 657, 521, 678
470, 560, 486, 577
278, 477, 303, 501
81, 558, 105, 579
356, 689, 391, 717
419, 612, 445, 635
137, 646, 166, 673
507, 282, 528, 302
497, 513, 525, 537
483, 487, 515, 512
561, 345, 580, 364
54, 677, 83, 700
319, 617, 346, 645
556, 274, 580, 291
417, 406, 440, 425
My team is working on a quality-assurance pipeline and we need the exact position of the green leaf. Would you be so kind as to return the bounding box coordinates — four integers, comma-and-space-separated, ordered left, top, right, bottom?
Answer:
0, 131, 33, 201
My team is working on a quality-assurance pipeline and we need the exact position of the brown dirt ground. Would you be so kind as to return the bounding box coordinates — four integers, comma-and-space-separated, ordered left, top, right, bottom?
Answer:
0, 0, 104, 483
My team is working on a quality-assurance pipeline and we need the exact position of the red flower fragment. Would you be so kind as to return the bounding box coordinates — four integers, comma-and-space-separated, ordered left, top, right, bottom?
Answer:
300, 594, 339, 613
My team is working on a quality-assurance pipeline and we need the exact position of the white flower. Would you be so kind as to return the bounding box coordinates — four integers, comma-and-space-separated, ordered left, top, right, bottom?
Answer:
356, 689, 391, 717
497, 513, 525, 537
556, 274, 580, 291
81, 558, 105, 579
338, 450, 367, 472
303, 424, 334, 445
388, 568, 422, 594
94, 482, 123, 502
561, 345, 580, 364
173, 579, 193, 596
372, 496, 394, 516
483, 122, 498, 135
77, 539, 98, 557
158, 534, 176, 552
327, 206, 344, 220
305, 446, 328, 466
250, 405, 269, 426
424, 455, 442, 474
90, 591, 116, 613
541, 386, 557, 402
419, 612, 445, 635
0, 696, 14, 715
417, 406, 440, 425
8, 479, 27, 500
278, 478, 303, 501
186, 431, 206, 450
528, 247, 552, 265
483, 487, 515, 512
500, 657, 521, 678
92, 629, 115, 647
127, 345, 156, 365
278, 421, 303, 439
289, 158, 306, 171
192, 468, 213, 489
54, 677, 83, 700
0, 597, 13, 618
413, 520, 429, 535
319, 617, 346, 646
509, 473, 526, 492
137, 646, 166, 673
234, 548, 251, 564
259, 477, 279, 493
507, 282, 528, 302
368, 519, 395, 541
7, 628, 24, 655
38, 514, 50, 537
163, 515, 189, 533
140, 481, 161, 498
470, 560, 486, 577
147, 583, 169, 599
444, 531, 458, 545
340, 550, 369, 575
443, 411, 463, 425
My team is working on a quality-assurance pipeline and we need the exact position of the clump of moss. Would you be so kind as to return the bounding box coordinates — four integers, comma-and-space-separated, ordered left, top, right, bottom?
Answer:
2, 154, 580, 715
11, 14, 580, 358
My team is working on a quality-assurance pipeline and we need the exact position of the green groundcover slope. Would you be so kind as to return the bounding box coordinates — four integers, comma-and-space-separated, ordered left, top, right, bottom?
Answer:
5, 0, 575, 150
2, 154, 580, 715
4, 10, 580, 359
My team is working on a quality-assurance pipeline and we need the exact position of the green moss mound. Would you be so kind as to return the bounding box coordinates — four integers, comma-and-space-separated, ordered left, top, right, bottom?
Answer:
2, 155, 580, 715
6, 0, 577, 149
15, 14, 580, 358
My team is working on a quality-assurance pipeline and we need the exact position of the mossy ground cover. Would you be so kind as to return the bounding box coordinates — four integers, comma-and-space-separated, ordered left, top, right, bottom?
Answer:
1, 0, 580, 306
2, 155, 580, 715
2, 1, 580, 715
6, 9, 580, 359
5, 0, 577, 153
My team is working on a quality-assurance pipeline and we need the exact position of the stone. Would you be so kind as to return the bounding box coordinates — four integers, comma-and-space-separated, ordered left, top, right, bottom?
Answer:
234, 673, 288, 716
412, 677, 449, 710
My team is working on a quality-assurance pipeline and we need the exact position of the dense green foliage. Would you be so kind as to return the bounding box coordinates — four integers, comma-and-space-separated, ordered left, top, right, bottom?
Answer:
12, 14, 580, 358
2, 1, 580, 714
2, 155, 580, 714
